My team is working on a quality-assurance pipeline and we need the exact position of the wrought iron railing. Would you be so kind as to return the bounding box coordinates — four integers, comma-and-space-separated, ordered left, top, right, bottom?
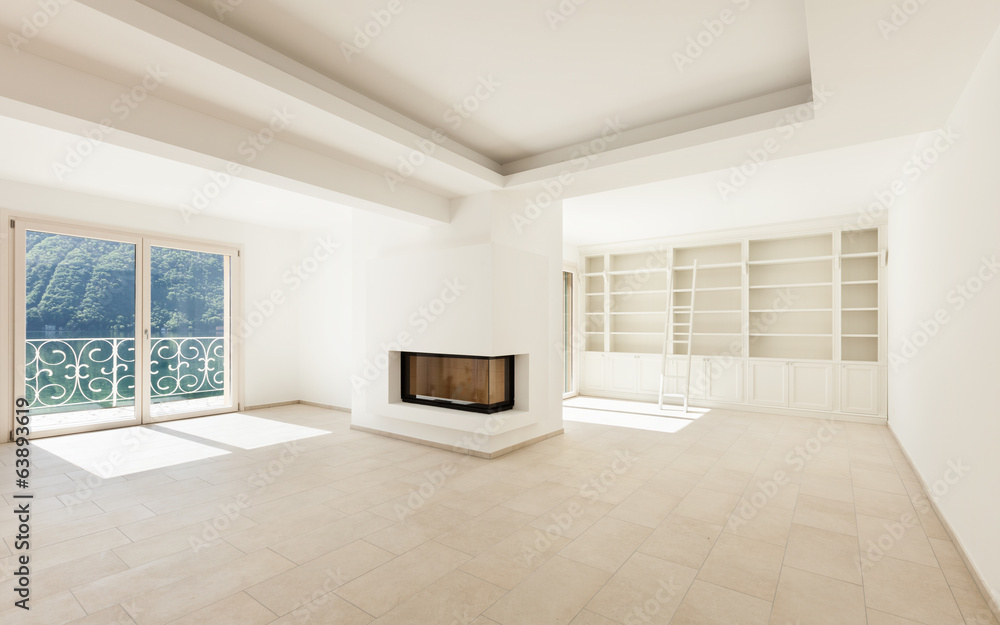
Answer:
25, 337, 225, 411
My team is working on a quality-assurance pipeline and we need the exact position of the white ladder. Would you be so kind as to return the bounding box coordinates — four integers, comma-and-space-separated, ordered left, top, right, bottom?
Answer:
658, 260, 698, 413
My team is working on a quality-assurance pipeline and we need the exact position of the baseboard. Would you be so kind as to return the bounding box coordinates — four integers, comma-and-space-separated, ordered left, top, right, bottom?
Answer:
887, 424, 1000, 622
243, 400, 351, 413
350, 424, 564, 459
577, 391, 888, 424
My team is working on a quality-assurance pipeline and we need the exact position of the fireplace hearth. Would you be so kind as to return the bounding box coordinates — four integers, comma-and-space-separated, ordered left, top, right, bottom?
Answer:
401, 352, 514, 414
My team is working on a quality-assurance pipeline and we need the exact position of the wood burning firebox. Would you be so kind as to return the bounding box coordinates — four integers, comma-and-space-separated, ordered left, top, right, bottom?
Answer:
401, 352, 515, 414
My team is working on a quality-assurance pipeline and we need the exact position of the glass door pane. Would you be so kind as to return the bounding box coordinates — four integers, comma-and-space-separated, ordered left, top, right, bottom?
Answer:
563, 271, 574, 395
18, 226, 141, 436
147, 245, 232, 421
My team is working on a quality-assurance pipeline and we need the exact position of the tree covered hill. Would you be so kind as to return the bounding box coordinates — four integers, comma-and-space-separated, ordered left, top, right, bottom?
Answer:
26, 231, 224, 338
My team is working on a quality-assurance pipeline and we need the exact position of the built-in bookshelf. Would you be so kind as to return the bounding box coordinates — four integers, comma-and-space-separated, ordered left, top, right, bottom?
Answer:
671, 243, 743, 357
841, 228, 880, 362
748, 233, 835, 361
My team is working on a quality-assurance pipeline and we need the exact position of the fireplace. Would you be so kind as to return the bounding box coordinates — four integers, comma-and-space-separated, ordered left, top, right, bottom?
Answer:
401, 352, 515, 414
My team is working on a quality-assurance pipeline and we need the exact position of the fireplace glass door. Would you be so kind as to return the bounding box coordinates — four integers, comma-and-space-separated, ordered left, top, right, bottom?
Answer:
401, 353, 514, 414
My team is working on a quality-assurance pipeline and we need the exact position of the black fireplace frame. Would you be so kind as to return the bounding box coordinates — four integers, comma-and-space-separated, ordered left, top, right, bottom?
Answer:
400, 352, 515, 414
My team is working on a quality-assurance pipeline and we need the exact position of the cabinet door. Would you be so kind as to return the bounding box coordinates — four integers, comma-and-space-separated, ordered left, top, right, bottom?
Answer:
637, 355, 663, 395
609, 354, 639, 393
581, 353, 607, 391
662, 357, 687, 396
748, 361, 788, 407
842, 364, 879, 415
706, 357, 743, 403
789, 363, 835, 411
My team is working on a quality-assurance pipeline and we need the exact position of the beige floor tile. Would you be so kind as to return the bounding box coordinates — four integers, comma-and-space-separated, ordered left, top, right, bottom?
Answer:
951, 585, 1000, 625
72, 540, 245, 613
928, 537, 979, 590
673, 487, 740, 525
559, 517, 651, 573
644, 468, 703, 498
784, 522, 862, 584
269, 510, 394, 564
0, 550, 126, 601
335, 541, 471, 617
725, 499, 794, 546
483, 556, 609, 625
246, 540, 393, 615
325, 481, 416, 516
799, 474, 855, 502
568, 610, 618, 625
529, 495, 614, 540
114, 514, 257, 567
697, 533, 785, 600
370, 570, 506, 625
0, 590, 86, 625
460, 526, 571, 590
65, 606, 137, 625
793, 494, 857, 535
862, 556, 964, 625
363, 504, 472, 555
698, 467, 754, 495
267, 592, 373, 625
32, 528, 132, 572
586, 552, 696, 624
605, 489, 680, 528
639, 513, 723, 569
857, 513, 937, 568
499, 481, 577, 516
436, 506, 537, 556
223, 503, 344, 553
853, 487, 916, 519
853, 468, 908, 495
165, 592, 276, 625
866, 609, 927, 625
125, 548, 295, 625
770, 567, 866, 625
670, 579, 771, 625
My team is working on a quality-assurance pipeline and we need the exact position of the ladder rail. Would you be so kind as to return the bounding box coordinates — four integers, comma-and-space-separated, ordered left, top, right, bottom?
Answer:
659, 260, 697, 413
658, 263, 674, 410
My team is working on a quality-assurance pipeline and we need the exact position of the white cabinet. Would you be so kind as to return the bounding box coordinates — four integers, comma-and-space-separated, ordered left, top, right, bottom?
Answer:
637, 356, 663, 394
581, 352, 607, 391
789, 363, 835, 411
842, 364, 879, 415
705, 357, 743, 403
610, 354, 639, 392
749, 360, 834, 411
748, 361, 788, 407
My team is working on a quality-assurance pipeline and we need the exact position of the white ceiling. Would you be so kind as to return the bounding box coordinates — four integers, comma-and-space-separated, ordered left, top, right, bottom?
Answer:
564, 134, 925, 246
173, 0, 812, 164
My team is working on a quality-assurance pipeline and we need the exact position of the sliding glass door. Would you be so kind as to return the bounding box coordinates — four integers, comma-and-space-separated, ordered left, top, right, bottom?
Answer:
14, 220, 238, 438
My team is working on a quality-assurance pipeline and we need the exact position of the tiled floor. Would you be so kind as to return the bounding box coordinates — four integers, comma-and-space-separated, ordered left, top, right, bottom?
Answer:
0, 403, 996, 625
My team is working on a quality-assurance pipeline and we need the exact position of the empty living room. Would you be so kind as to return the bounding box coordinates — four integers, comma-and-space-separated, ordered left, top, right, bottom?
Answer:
0, 1, 999, 624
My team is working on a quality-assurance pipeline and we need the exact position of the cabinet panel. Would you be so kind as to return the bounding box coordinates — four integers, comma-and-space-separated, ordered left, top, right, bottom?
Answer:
581, 353, 606, 391
748, 361, 788, 407
706, 357, 743, 403
842, 365, 879, 415
637, 356, 663, 394
789, 363, 835, 411
610, 354, 639, 392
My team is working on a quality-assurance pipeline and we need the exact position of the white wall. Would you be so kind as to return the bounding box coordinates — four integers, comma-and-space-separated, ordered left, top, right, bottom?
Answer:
296, 222, 353, 410
889, 26, 1000, 607
0, 180, 308, 421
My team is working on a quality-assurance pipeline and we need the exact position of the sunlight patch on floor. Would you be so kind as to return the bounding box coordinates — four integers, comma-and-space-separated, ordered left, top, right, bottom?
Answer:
157, 413, 330, 449
562, 396, 709, 433
32, 427, 229, 478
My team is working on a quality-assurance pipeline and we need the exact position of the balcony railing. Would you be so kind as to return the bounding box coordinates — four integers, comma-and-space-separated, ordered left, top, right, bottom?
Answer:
25, 337, 225, 412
